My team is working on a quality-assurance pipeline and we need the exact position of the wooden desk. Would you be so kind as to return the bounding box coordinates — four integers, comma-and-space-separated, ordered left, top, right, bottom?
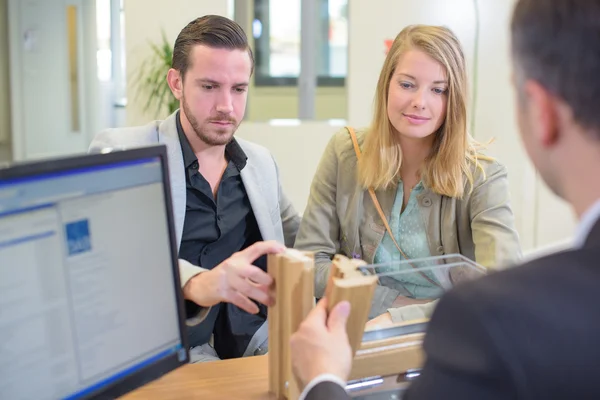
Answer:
120, 333, 423, 399
121, 355, 273, 399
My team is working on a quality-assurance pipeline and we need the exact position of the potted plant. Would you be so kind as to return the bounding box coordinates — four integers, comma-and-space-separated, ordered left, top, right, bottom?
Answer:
131, 30, 178, 118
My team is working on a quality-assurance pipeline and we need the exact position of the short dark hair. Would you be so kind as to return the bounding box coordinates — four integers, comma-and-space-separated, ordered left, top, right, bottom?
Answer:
172, 15, 254, 79
511, 0, 600, 137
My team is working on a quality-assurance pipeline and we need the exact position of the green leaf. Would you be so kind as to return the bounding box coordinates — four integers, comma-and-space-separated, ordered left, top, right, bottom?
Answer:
131, 28, 177, 118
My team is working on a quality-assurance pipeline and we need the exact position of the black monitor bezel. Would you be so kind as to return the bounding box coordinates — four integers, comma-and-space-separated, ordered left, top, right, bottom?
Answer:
0, 145, 190, 399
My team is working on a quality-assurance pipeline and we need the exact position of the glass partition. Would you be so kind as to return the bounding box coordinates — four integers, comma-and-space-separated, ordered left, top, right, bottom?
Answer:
361, 254, 486, 338
346, 254, 486, 399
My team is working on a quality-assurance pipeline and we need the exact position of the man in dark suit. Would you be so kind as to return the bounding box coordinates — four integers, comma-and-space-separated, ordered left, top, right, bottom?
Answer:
290, 0, 600, 398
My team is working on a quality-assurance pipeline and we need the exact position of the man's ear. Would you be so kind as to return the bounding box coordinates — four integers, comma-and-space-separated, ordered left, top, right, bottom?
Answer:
523, 80, 560, 148
167, 68, 183, 100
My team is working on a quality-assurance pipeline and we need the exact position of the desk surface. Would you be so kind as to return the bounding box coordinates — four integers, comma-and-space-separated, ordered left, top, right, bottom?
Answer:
121, 355, 273, 399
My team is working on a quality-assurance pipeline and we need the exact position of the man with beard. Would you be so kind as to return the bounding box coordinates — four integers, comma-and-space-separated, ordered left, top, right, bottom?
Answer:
90, 15, 301, 362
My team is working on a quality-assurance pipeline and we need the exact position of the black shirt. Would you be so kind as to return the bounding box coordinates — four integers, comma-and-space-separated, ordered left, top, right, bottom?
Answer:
176, 113, 266, 358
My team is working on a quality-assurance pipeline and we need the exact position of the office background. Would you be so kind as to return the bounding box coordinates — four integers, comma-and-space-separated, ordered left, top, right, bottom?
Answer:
0, 0, 576, 257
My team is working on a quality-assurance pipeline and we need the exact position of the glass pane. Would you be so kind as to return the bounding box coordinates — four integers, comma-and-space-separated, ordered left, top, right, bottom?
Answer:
325, 0, 347, 77
96, 0, 112, 82
253, 0, 347, 83
361, 254, 486, 334
269, 0, 300, 77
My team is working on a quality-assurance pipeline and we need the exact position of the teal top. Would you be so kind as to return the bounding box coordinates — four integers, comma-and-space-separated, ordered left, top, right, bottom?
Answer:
373, 181, 442, 299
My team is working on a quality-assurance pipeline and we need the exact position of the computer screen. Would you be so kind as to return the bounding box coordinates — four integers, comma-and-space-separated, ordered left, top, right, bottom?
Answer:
0, 146, 189, 400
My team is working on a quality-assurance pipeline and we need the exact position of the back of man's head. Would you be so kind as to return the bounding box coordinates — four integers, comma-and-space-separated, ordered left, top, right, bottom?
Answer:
172, 15, 254, 80
511, 0, 600, 138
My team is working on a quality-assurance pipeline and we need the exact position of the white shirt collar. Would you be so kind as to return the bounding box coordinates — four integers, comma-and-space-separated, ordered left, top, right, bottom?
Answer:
573, 199, 600, 248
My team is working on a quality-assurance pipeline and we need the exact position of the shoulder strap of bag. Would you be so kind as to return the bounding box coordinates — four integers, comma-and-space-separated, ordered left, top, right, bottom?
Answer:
346, 126, 441, 289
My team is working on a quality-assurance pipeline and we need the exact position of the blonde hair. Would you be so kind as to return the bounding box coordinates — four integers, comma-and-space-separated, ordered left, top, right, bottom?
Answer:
358, 25, 488, 198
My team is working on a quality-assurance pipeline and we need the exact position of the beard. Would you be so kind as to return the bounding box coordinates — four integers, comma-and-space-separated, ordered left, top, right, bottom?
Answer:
181, 94, 239, 146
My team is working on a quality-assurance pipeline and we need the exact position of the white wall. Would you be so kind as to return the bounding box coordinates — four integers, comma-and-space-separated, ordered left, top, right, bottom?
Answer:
0, 0, 10, 144
8, 0, 100, 160
248, 87, 347, 121
123, 0, 231, 127
236, 121, 342, 214
471, 1, 576, 249
471, 0, 534, 248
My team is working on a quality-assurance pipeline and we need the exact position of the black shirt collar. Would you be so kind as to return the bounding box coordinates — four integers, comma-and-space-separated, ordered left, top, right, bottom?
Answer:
176, 110, 247, 170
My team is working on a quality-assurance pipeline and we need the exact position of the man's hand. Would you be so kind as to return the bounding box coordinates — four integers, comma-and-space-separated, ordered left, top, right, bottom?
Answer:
290, 298, 353, 390
182, 240, 285, 314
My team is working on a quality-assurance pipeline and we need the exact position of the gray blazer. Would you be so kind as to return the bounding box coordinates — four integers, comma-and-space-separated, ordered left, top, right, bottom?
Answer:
294, 128, 522, 319
89, 111, 301, 318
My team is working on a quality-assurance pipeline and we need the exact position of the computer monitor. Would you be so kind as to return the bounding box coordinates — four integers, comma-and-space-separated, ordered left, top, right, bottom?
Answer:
0, 145, 189, 400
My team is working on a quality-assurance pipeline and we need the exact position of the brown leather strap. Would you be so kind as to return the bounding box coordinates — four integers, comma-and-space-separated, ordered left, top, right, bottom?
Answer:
346, 126, 441, 289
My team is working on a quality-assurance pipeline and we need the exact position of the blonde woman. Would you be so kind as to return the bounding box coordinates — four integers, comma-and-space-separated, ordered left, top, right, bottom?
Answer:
294, 25, 522, 327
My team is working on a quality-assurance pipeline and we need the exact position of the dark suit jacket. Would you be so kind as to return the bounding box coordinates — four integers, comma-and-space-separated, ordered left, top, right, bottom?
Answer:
306, 219, 600, 400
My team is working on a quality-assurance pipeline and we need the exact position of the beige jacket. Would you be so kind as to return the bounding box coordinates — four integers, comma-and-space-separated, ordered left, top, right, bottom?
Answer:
294, 128, 522, 318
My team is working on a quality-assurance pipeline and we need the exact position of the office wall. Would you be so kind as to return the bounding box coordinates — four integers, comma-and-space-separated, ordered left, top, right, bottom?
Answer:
0, 0, 10, 144
8, 0, 99, 160
248, 87, 346, 121
469, 1, 576, 249
236, 121, 342, 213
469, 0, 535, 248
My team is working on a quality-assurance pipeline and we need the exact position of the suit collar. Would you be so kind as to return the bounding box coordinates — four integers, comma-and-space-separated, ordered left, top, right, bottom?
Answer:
156, 112, 186, 247
175, 111, 197, 169
583, 219, 600, 249
240, 157, 276, 241
575, 199, 600, 249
